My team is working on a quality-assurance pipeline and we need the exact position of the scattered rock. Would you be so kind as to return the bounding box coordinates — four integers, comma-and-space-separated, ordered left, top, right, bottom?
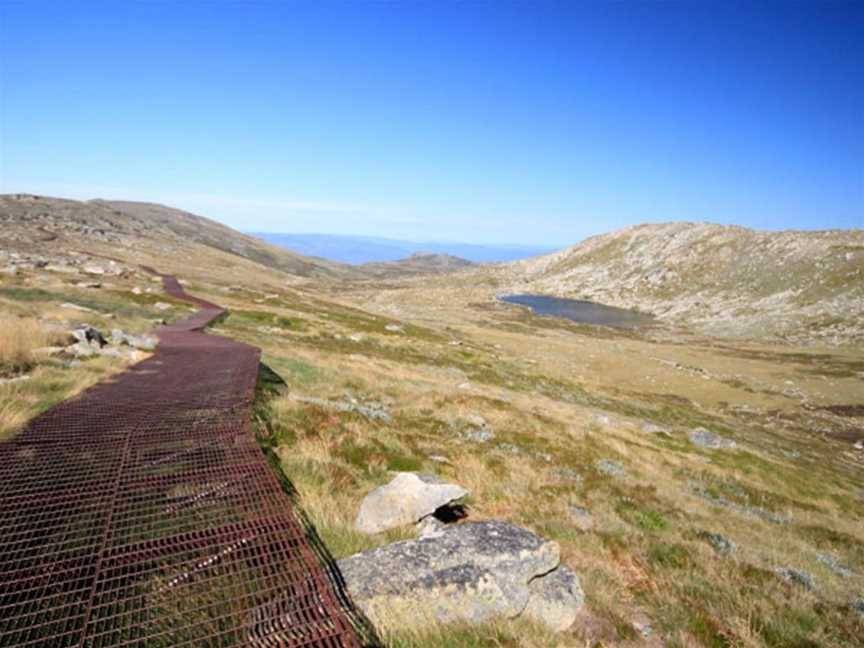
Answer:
553, 468, 582, 483
154, 302, 171, 311
457, 382, 472, 391
497, 443, 521, 455
690, 481, 788, 524
595, 459, 626, 478
82, 264, 106, 275
385, 323, 404, 333
775, 567, 816, 591
593, 414, 611, 426
567, 505, 594, 531
816, 553, 852, 578
522, 565, 585, 632
689, 427, 736, 450
355, 472, 468, 535
288, 394, 391, 421
699, 531, 736, 554
853, 598, 864, 617
131, 286, 142, 295
76, 281, 101, 289
111, 329, 157, 351
338, 520, 577, 631
464, 427, 494, 443
428, 455, 450, 464
641, 422, 668, 435
72, 326, 107, 347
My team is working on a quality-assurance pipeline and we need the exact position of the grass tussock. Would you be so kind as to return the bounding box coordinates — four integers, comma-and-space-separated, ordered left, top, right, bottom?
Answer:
0, 316, 63, 375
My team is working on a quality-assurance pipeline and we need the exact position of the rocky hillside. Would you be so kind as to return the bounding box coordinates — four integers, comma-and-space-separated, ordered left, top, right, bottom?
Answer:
497, 222, 864, 344
358, 252, 475, 278
0, 194, 353, 279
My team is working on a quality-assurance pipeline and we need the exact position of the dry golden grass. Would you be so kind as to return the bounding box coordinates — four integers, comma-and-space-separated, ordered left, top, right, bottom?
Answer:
0, 315, 58, 372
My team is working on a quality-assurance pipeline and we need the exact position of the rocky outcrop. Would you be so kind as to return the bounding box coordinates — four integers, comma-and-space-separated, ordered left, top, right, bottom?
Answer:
355, 472, 467, 534
689, 427, 736, 450
338, 520, 582, 631
523, 565, 584, 631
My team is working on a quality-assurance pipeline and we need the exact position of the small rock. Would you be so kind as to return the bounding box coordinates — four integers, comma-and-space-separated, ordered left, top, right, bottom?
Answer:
154, 302, 171, 311
641, 422, 667, 435
567, 506, 594, 531
522, 566, 584, 632
595, 459, 626, 478
110, 329, 157, 351
464, 427, 495, 443
816, 553, 852, 578
699, 531, 736, 555
553, 468, 582, 483
853, 598, 864, 617
355, 472, 468, 535
76, 281, 101, 289
82, 264, 106, 275
131, 286, 142, 295
689, 427, 736, 450
497, 443, 521, 455
457, 382, 472, 391
775, 567, 816, 591
593, 414, 611, 426
428, 455, 450, 464
385, 323, 404, 333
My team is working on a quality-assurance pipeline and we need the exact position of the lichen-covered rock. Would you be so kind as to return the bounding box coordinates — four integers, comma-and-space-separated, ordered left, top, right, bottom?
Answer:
689, 427, 736, 450
523, 565, 584, 631
775, 567, 816, 591
354, 472, 467, 534
111, 328, 157, 351
338, 520, 561, 629
595, 459, 626, 478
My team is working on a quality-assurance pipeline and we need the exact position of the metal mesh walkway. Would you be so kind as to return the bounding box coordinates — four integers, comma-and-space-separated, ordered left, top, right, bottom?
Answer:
0, 272, 363, 647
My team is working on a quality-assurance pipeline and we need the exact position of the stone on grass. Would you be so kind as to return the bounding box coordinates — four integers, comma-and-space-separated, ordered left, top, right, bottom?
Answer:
595, 459, 626, 478
355, 472, 467, 535
338, 520, 571, 630
523, 565, 584, 632
641, 422, 668, 435
775, 567, 816, 591
689, 427, 736, 450
699, 531, 736, 555
154, 302, 171, 311
816, 553, 852, 578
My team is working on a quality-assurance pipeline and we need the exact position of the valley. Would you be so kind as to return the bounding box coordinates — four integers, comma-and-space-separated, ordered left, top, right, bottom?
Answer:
1, 195, 862, 647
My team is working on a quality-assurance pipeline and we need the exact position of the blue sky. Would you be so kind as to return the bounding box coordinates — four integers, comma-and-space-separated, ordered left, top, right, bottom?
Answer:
1, 1, 861, 245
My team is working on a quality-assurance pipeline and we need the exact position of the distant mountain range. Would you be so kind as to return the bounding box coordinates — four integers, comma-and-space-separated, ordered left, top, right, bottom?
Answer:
249, 232, 557, 265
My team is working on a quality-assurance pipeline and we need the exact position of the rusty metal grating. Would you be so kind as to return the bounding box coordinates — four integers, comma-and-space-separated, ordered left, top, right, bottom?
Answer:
0, 272, 363, 647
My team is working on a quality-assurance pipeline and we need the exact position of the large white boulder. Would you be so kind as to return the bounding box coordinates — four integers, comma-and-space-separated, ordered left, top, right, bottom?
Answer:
354, 472, 467, 535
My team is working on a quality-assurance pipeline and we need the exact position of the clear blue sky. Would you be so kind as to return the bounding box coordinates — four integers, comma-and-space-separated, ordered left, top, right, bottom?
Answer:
1, 1, 861, 245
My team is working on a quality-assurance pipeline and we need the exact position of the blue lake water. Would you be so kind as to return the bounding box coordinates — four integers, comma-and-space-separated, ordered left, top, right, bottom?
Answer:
499, 294, 654, 329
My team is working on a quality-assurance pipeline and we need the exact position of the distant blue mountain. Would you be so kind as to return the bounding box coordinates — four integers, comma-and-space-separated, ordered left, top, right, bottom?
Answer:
250, 233, 557, 265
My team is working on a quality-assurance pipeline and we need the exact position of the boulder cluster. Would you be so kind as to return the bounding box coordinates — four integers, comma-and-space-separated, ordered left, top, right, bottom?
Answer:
341, 472, 584, 633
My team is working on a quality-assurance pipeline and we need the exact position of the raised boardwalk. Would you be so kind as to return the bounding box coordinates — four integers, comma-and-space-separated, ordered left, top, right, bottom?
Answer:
0, 272, 362, 647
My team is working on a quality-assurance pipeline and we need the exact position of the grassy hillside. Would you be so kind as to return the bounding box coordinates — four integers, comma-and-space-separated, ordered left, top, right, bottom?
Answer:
497, 222, 864, 343
2, 201, 862, 646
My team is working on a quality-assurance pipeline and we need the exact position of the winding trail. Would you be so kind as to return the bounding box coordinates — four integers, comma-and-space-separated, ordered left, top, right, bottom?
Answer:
0, 272, 363, 647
